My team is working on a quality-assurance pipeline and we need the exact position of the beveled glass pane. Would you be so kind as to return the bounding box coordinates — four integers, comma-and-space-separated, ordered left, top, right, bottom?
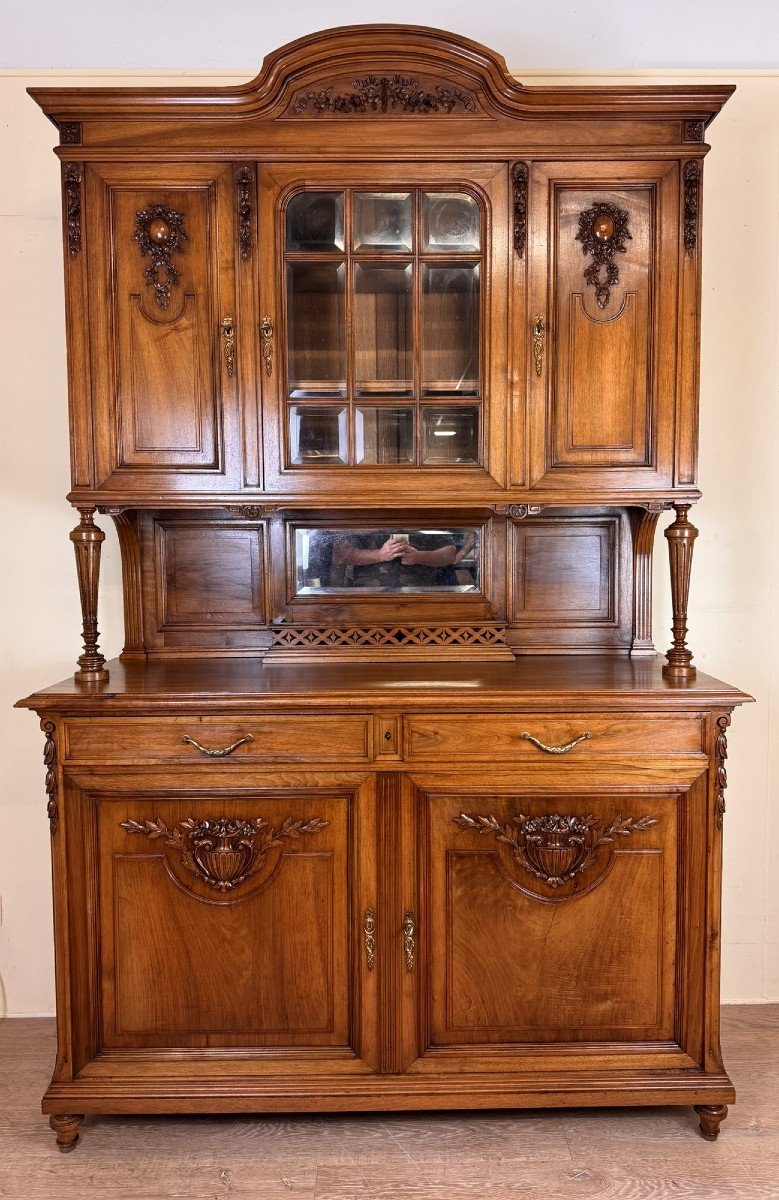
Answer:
422, 192, 480, 252
288, 405, 347, 465
354, 263, 412, 397
422, 406, 479, 464
354, 192, 412, 252
294, 526, 481, 593
421, 264, 479, 395
286, 263, 345, 397
355, 407, 414, 465
285, 191, 344, 251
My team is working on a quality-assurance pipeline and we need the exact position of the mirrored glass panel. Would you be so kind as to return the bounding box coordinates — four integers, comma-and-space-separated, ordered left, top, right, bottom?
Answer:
422, 406, 479, 464
354, 263, 412, 396
354, 192, 412, 252
286, 191, 344, 252
355, 407, 414, 464
422, 192, 480, 252
289, 406, 347, 465
286, 263, 346, 397
294, 526, 481, 593
421, 264, 479, 395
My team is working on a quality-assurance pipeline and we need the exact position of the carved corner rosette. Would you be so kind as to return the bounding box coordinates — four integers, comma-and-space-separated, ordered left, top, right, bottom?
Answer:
575, 201, 632, 309
62, 163, 82, 257
291, 74, 477, 116
714, 714, 731, 829
132, 203, 188, 310
683, 120, 705, 143
120, 814, 328, 893
59, 121, 81, 146
454, 810, 657, 897
683, 161, 702, 254
511, 162, 529, 258
234, 164, 254, 260
41, 719, 59, 834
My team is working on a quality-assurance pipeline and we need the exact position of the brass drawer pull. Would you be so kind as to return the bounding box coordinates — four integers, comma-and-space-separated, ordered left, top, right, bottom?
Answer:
403, 910, 415, 972
521, 731, 591, 755
182, 733, 253, 757
364, 908, 376, 970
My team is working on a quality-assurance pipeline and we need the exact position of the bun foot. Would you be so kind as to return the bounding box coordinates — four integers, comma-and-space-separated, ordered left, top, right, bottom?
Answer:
694, 1104, 728, 1141
49, 1114, 84, 1152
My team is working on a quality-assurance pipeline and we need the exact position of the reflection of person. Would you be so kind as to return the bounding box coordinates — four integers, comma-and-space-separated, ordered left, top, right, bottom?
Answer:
333, 530, 458, 589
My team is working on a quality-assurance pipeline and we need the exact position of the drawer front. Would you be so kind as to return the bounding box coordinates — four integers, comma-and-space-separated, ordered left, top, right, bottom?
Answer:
404, 713, 703, 761
64, 715, 370, 763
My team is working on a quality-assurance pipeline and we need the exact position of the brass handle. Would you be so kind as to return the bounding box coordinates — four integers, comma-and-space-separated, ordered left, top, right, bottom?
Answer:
521, 731, 591, 755
402, 910, 415, 972
182, 733, 253, 758
364, 908, 376, 971
532, 315, 545, 377
221, 316, 235, 378
260, 315, 273, 376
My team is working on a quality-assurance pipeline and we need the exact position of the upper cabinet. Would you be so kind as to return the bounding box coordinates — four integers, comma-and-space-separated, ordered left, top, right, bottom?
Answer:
525, 161, 680, 493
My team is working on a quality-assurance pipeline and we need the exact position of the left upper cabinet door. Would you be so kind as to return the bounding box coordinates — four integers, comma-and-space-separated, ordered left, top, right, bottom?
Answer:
85, 164, 243, 493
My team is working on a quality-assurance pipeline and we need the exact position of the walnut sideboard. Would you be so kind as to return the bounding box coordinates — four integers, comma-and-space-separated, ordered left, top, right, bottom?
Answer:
18, 25, 750, 1150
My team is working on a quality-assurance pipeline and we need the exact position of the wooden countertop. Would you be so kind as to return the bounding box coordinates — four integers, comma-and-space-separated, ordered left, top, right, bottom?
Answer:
17, 656, 753, 714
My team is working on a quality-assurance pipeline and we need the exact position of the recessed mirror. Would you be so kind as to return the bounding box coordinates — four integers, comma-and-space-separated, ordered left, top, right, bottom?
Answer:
294, 526, 481, 593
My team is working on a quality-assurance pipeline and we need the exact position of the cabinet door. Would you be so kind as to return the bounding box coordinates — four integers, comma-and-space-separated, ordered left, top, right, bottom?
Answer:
526, 161, 679, 491
62, 766, 377, 1073
402, 770, 708, 1075
86, 164, 243, 493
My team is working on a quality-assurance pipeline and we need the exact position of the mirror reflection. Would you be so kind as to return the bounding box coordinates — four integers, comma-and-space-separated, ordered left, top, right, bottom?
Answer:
295, 526, 481, 593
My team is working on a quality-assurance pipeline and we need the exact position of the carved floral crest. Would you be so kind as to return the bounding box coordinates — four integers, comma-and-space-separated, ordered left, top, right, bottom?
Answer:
132, 203, 188, 310
291, 74, 477, 115
455, 810, 656, 895
121, 813, 327, 892
575, 201, 632, 309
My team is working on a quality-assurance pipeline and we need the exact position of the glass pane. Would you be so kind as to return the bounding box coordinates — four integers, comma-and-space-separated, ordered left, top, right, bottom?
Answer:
354, 263, 412, 396
286, 263, 345, 397
285, 192, 344, 252
422, 192, 480, 252
288, 405, 347, 465
354, 192, 412, 252
421, 264, 479, 395
355, 407, 414, 465
422, 407, 479, 464
294, 526, 481, 593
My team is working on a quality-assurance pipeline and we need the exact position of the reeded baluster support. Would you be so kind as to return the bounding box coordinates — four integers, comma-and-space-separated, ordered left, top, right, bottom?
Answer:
663, 503, 698, 680
70, 507, 109, 683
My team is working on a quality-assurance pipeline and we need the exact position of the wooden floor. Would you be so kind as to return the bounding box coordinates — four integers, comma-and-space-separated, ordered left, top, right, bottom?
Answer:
0, 1007, 777, 1199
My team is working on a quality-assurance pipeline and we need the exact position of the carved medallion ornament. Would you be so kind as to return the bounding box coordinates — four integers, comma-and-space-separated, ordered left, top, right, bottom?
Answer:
41, 720, 58, 835
683, 161, 701, 254
575, 201, 632, 309
132, 203, 188, 310
455, 810, 657, 895
715, 714, 730, 829
120, 814, 327, 893
291, 75, 477, 115
62, 164, 81, 257
511, 162, 529, 258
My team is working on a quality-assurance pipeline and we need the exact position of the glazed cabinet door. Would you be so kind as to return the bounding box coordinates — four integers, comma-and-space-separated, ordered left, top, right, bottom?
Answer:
85, 164, 245, 494
525, 161, 680, 492
401, 768, 710, 1075
60, 766, 378, 1075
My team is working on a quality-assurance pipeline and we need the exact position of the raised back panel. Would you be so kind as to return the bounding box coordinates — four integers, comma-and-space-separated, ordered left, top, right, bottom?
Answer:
155, 520, 266, 628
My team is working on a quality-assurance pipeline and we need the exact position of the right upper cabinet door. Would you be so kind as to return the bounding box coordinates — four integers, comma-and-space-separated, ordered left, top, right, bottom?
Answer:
527, 161, 679, 491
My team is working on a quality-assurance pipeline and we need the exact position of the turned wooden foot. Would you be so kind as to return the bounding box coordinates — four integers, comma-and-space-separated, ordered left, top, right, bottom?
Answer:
694, 1104, 728, 1141
49, 1113, 84, 1152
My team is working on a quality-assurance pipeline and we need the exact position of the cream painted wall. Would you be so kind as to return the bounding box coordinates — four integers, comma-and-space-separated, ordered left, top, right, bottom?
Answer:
0, 69, 777, 1015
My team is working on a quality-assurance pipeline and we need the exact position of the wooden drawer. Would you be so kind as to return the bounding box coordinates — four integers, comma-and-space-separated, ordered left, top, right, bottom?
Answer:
64, 715, 370, 763
404, 713, 704, 761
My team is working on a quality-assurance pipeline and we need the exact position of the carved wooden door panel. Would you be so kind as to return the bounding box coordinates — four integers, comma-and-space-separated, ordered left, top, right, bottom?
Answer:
86, 164, 245, 494
402, 770, 710, 1075
525, 161, 680, 492
66, 768, 378, 1073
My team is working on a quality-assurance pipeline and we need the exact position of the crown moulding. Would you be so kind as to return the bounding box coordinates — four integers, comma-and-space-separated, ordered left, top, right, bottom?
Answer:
28, 23, 735, 127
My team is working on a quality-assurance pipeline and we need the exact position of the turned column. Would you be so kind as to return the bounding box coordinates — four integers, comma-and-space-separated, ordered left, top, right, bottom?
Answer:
663, 504, 698, 680
70, 507, 109, 683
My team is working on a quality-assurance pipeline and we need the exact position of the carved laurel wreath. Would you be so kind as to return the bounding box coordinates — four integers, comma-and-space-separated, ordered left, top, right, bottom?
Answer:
575, 202, 632, 310
121, 814, 327, 892
454, 810, 656, 891
132, 204, 188, 310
